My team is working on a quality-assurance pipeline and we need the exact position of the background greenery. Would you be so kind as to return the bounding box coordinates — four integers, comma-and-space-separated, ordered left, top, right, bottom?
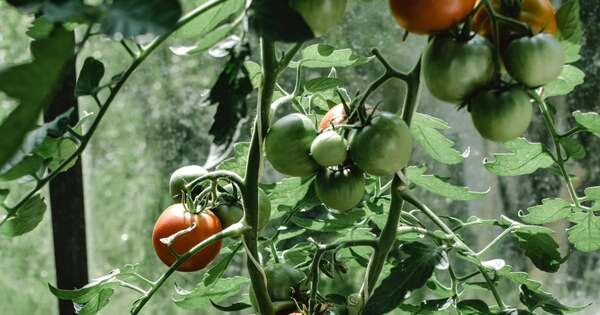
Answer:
1, 0, 599, 314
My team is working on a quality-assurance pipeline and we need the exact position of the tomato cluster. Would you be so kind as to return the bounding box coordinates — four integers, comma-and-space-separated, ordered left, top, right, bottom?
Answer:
153, 165, 272, 272
391, 0, 565, 142
266, 104, 412, 212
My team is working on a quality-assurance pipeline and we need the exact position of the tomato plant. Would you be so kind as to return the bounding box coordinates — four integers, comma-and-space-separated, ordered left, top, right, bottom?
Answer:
389, 0, 477, 34
1, 1, 595, 315
152, 204, 222, 272
470, 86, 533, 142
423, 34, 495, 103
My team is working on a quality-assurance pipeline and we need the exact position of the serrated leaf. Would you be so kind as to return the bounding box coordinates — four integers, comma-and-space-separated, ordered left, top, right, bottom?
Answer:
567, 212, 600, 252
215, 142, 249, 177
365, 242, 445, 314
0, 194, 46, 237
304, 77, 345, 93
170, 23, 236, 56
511, 228, 562, 273
49, 269, 120, 306
26, 16, 54, 40
496, 265, 543, 292
210, 300, 252, 312
559, 137, 586, 160
174, 277, 249, 309
406, 166, 488, 201
100, 0, 182, 38
544, 65, 585, 98
484, 139, 555, 176
204, 243, 242, 287
0, 26, 74, 169
269, 178, 315, 219
290, 44, 373, 69
173, 0, 243, 39
573, 111, 600, 137
457, 300, 492, 314
411, 113, 464, 165
584, 186, 600, 202
291, 209, 365, 232
520, 285, 588, 314
519, 198, 573, 225
244, 61, 262, 89
76, 57, 105, 96
76, 288, 114, 315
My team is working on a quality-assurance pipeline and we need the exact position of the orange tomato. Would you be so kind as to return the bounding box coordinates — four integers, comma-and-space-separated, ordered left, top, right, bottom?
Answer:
473, 0, 557, 38
152, 204, 222, 272
319, 104, 348, 131
389, 0, 477, 35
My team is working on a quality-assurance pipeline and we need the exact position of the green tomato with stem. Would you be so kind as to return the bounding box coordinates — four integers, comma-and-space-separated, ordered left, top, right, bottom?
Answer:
315, 166, 364, 212
290, 0, 348, 37
470, 86, 533, 142
423, 34, 495, 103
266, 113, 319, 177
505, 33, 565, 88
249, 264, 305, 313
349, 112, 412, 176
310, 130, 348, 167
169, 165, 208, 201
212, 185, 271, 230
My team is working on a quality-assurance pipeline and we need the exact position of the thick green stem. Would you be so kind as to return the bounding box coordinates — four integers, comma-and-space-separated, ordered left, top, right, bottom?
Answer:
241, 38, 278, 315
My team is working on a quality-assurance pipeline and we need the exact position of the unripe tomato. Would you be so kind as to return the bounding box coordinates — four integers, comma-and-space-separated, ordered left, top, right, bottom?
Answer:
266, 113, 319, 177
389, 0, 476, 35
290, 0, 348, 37
249, 264, 305, 313
213, 185, 271, 230
423, 34, 495, 103
310, 131, 348, 167
315, 166, 364, 211
319, 104, 348, 131
473, 0, 558, 38
505, 33, 564, 88
349, 112, 412, 176
169, 165, 208, 201
152, 204, 222, 272
470, 87, 533, 142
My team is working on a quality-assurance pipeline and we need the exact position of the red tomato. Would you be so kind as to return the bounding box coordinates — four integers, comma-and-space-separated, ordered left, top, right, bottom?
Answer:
152, 204, 222, 272
389, 0, 477, 35
473, 0, 558, 38
319, 104, 348, 131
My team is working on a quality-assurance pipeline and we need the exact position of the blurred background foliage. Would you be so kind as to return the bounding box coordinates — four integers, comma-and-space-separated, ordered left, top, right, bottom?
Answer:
1, 0, 599, 314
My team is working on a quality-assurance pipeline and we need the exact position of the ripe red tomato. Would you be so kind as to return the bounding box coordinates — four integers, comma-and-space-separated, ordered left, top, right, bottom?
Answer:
473, 0, 558, 38
389, 0, 477, 35
152, 204, 222, 272
319, 104, 348, 131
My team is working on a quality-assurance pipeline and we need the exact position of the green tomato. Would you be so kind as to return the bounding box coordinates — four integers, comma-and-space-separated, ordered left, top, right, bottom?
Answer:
249, 264, 305, 311
505, 33, 565, 88
349, 112, 412, 176
169, 165, 208, 201
470, 87, 533, 142
289, 0, 348, 37
310, 130, 348, 167
423, 34, 495, 103
213, 185, 271, 230
266, 113, 319, 177
315, 166, 364, 212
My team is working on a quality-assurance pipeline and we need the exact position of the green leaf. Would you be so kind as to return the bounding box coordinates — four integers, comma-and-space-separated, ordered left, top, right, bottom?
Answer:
269, 178, 314, 219
559, 137, 586, 160
76, 57, 105, 96
0, 26, 75, 169
244, 61, 262, 89
365, 242, 445, 314
203, 243, 242, 287
518, 198, 573, 225
544, 65, 585, 98
511, 228, 563, 273
399, 298, 453, 314
410, 113, 464, 165
567, 212, 600, 252
573, 111, 600, 137
217, 142, 249, 177
456, 300, 492, 314
49, 269, 120, 304
556, 0, 583, 45
173, 0, 243, 39
170, 24, 236, 56
291, 209, 366, 232
406, 166, 488, 201
26, 17, 54, 40
0, 194, 46, 237
304, 77, 346, 93
496, 265, 543, 292
484, 139, 555, 176
100, 0, 182, 38
584, 186, 600, 202
520, 285, 589, 314
174, 276, 249, 309
290, 44, 373, 69
76, 288, 114, 315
